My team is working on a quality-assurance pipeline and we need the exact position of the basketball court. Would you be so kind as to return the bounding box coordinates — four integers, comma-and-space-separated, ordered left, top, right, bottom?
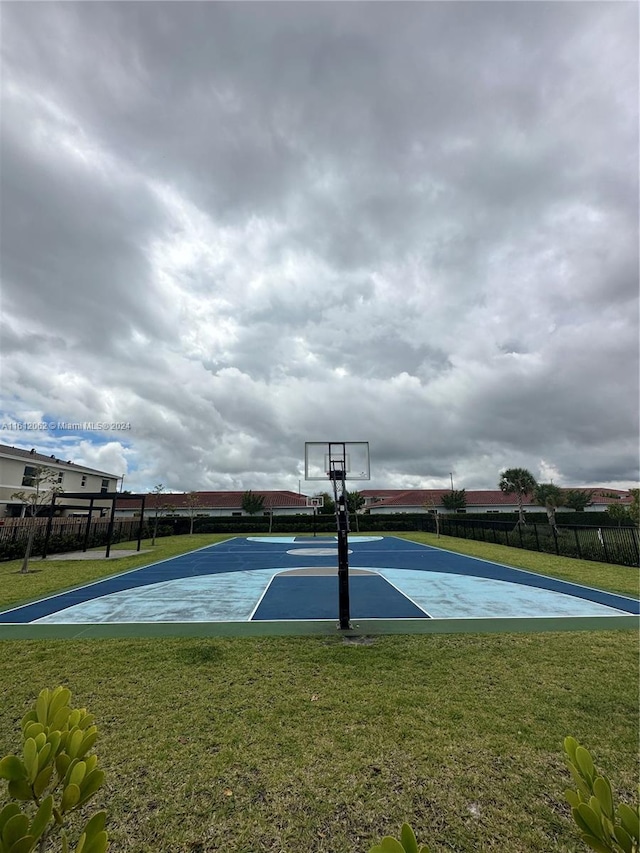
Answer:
0, 535, 636, 639
2, 442, 636, 638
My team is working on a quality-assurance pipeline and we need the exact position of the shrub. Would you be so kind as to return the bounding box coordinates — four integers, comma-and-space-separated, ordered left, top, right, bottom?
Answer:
369, 823, 431, 853
564, 736, 639, 852
0, 687, 108, 853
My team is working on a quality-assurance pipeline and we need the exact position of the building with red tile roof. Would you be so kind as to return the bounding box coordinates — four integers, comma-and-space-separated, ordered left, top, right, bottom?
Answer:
362, 488, 633, 514
114, 490, 312, 518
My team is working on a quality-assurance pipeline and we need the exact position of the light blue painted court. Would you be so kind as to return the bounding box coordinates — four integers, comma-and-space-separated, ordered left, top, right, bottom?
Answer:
0, 536, 637, 637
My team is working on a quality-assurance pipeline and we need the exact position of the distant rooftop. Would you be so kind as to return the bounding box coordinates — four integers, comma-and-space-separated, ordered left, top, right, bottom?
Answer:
115, 490, 309, 509
0, 443, 118, 478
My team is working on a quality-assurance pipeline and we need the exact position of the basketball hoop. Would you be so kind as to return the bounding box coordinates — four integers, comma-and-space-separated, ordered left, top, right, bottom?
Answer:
303, 442, 370, 630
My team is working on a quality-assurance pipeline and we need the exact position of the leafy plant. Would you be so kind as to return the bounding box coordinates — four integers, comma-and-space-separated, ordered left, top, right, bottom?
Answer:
347, 490, 365, 532
441, 489, 467, 511
563, 489, 594, 512
564, 736, 639, 853
317, 492, 336, 515
0, 687, 107, 853
606, 504, 632, 526
369, 822, 431, 853
241, 490, 265, 515
628, 489, 639, 526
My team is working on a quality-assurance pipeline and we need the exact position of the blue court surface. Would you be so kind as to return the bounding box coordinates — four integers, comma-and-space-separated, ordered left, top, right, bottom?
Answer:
0, 536, 637, 638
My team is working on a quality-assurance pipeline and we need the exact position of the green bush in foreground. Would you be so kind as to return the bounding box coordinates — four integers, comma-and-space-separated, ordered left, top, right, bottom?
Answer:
369, 822, 431, 853
0, 687, 107, 853
564, 737, 639, 853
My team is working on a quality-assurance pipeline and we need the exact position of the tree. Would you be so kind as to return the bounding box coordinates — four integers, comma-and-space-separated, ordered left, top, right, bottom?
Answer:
629, 488, 639, 526
151, 483, 166, 546
424, 498, 441, 537
11, 466, 63, 574
498, 468, 538, 525
241, 490, 265, 515
562, 489, 594, 512
607, 489, 639, 527
534, 482, 564, 533
347, 490, 365, 532
440, 489, 467, 511
606, 503, 632, 527
184, 491, 203, 535
317, 492, 335, 515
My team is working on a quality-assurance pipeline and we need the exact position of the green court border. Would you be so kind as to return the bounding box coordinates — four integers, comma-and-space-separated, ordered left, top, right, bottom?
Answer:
0, 614, 636, 640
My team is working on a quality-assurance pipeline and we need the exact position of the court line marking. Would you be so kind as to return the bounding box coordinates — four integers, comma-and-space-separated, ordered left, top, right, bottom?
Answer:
246, 568, 432, 622
0, 537, 238, 617
3, 535, 636, 624
390, 536, 640, 607
18, 567, 637, 624
369, 569, 432, 618
248, 573, 277, 621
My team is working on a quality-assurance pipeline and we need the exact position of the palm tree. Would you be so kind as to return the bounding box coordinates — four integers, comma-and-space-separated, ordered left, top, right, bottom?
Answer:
534, 483, 564, 533
498, 468, 537, 525
562, 489, 594, 512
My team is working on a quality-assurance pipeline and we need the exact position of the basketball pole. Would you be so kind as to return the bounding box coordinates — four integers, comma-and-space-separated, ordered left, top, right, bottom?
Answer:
331, 464, 351, 630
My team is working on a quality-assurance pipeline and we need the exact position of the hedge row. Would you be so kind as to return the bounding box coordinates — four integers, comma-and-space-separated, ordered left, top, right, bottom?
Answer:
450, 511, 625, 527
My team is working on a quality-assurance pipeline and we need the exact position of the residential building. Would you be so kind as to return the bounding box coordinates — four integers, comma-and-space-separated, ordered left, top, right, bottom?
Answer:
114, 490, 313, 518
0, 444, 120, 518
361, 488, 633, 515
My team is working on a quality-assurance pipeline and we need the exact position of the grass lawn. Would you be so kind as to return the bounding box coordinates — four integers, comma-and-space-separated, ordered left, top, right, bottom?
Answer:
0, 532, 638, 852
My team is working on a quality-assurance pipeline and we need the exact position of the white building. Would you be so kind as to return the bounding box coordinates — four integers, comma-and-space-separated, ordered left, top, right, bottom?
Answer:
114, 490, 314, 518
361, 488, 633, 515
0, 444, 120, 517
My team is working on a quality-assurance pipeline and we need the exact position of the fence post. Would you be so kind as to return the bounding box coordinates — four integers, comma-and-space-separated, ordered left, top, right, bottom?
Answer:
41, 494, 57, 559
82, 499, 95, 552
573, 527, 582, 559
600, 529, 610, 564
105, 498, 117, 558
631, 527, 639, 565
533, 523, 540, 552
137, 496, 146, 551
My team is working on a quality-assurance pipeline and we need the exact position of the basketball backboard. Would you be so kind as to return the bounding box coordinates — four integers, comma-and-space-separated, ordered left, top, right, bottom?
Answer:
304, 442, 370, 481
307, 495, 325, 508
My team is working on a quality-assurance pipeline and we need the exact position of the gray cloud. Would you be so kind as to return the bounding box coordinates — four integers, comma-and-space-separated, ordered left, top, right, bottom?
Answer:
1, 1, 637, 492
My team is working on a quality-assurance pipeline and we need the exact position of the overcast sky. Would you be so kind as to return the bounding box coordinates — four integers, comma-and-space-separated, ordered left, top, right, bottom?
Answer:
1, 1, 638, 494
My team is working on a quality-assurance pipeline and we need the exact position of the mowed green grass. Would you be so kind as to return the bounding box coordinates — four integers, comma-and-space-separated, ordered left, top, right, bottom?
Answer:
0, 532, 638, 852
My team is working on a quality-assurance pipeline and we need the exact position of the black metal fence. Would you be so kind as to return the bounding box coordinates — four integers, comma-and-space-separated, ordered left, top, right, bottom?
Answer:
434, 516, 639, 568
0, 517, 144, 561
1, 512, 638, 568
